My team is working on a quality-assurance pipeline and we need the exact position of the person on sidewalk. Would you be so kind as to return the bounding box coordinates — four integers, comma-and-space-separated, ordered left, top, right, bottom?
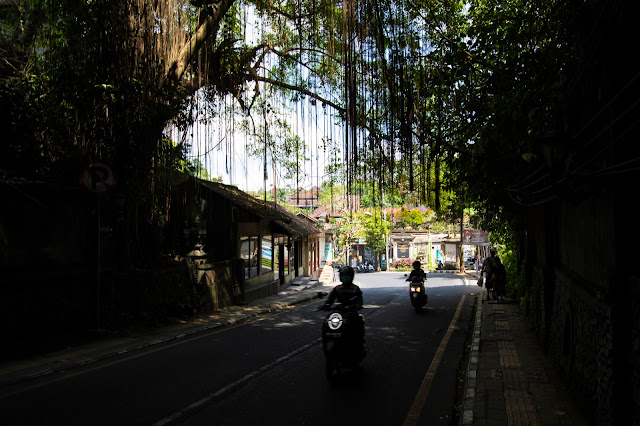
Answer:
486, 255, 507, 302
481, 248, 497, 300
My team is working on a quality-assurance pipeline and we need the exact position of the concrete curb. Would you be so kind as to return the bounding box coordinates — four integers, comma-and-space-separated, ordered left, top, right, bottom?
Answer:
429, 270, 481, 276
460, 293, 482, 426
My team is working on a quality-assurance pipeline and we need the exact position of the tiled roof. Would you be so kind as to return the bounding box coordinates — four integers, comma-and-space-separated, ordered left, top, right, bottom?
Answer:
309, 204, 345, 218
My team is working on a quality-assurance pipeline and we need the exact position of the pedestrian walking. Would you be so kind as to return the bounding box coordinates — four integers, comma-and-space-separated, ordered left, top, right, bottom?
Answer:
481, 248, 497, 300
487, 255, 506, 302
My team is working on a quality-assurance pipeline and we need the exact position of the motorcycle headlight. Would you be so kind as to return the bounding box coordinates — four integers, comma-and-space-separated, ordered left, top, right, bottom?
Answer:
411, 286, 420, 292
327, 313, 343, 330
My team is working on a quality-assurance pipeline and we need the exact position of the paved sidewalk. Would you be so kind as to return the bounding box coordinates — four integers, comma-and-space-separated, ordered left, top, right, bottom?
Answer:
460, 289, 588, 426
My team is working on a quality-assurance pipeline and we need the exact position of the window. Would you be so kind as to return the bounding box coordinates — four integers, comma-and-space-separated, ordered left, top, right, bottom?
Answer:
241, 236, 259, 278
283, 239, 289, 276
262, 235, 273, 273
272, 236, 289, 276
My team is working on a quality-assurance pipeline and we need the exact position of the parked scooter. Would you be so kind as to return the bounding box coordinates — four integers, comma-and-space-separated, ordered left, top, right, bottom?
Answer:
356, 262, 374, 273
319, 297, 367, 382
406, 275, 428, 313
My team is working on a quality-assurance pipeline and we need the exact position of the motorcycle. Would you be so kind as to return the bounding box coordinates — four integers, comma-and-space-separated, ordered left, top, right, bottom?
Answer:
407, 276, 428, 313
356, 262, 374, 273
320, 298, 367, 382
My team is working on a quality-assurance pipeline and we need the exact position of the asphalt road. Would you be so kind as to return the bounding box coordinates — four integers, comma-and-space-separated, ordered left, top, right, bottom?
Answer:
0, 272, 481, 426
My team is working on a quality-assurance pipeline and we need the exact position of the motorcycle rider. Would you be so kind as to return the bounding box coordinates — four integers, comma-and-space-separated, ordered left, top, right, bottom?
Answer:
320, 265, 365, 350
405, 260, 429, 312
322, 265, 363, 309
408, 260, 427, 282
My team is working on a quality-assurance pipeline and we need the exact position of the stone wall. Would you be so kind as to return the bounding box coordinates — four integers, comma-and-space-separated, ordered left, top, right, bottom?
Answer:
101, 265, 208, 326
546, 266, 613, 423
631, 276, 640, 424
523, 188, 627, 424
0, 262, 206, 360
187, 252, 239, 310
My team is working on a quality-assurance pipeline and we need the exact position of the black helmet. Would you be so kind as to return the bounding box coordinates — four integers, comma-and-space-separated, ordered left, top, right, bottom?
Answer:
339, 265, 354, 284
412, 260, 421, 268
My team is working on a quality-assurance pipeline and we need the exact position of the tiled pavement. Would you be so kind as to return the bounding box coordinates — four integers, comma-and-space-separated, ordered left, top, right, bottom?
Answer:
461, 291, 588, 426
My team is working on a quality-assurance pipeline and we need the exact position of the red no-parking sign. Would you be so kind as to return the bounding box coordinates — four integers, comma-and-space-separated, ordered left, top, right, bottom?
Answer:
80, 160, 117, 193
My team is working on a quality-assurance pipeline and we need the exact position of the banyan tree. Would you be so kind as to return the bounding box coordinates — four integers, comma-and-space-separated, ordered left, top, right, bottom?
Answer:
1, 0, 585, 261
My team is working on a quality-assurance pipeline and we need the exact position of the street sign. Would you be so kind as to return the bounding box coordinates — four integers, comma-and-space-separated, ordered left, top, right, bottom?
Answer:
80, 160, 117, 193
463, 230, 489, 246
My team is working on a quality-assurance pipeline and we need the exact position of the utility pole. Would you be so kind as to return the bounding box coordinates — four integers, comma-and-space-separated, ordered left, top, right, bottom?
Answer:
460, 208, 465, 273
273, 163, 277, 204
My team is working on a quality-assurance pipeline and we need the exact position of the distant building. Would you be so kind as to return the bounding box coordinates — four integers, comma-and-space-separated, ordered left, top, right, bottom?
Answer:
286, 186, 321, 209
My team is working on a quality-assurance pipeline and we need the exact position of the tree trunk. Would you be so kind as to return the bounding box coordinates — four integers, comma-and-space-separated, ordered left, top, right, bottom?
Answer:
166, 0, 235, 83
434, 158, 441, 211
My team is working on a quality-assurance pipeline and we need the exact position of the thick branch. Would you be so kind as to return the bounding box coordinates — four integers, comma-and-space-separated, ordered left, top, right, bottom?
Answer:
166, 0, 235, 82
251, 74, 344, 114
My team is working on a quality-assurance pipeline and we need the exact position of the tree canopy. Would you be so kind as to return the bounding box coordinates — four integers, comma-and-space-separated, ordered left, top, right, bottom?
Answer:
1, 0, 590, 259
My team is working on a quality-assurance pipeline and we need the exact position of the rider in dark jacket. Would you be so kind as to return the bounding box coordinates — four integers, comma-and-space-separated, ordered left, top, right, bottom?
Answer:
408, 260, 427, 282
407, 260, 428, 303
321, 266, 365, 348
323, 265, 363, 309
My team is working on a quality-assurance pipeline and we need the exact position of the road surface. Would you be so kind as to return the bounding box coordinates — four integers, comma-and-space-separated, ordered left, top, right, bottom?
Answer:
0, 271, 481, 425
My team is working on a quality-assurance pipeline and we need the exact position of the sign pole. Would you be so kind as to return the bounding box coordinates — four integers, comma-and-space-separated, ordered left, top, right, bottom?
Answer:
80, 160, 116, 333
97, 191, 101, 331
